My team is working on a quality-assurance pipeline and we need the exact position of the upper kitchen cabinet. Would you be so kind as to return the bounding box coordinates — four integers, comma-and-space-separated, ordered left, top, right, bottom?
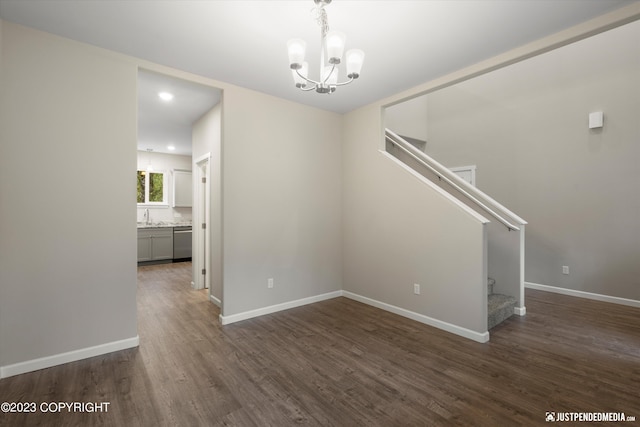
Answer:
172, 169, 192, 207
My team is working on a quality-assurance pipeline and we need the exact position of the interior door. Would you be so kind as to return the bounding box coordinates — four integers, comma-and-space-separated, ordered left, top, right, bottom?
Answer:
200, 161, 209, 290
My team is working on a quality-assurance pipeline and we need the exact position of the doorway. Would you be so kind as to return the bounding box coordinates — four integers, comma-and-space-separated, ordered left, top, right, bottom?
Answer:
136, 68, 223, 311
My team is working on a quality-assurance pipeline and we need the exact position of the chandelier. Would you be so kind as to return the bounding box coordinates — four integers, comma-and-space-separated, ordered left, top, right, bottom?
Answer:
287, 0, 364, 94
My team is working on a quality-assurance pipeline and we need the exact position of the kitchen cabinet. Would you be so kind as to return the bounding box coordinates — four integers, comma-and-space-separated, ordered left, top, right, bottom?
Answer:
138, 228, 174, 262
172, 169, 192, 208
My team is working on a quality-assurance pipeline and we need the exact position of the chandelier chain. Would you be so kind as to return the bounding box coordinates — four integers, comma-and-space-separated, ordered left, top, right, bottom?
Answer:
314, 6, 330, 37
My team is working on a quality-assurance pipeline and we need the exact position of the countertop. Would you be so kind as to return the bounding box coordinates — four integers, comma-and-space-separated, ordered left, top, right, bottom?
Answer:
137, 221, 192, 229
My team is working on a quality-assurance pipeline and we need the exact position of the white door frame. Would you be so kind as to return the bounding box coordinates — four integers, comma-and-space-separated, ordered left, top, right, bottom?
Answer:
193, 153, 211, 291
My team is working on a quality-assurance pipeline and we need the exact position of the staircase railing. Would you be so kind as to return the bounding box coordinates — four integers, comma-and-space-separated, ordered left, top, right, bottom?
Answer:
385, 128, 527, 231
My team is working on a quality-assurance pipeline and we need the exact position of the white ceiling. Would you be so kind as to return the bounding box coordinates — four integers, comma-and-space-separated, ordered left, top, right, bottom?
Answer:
137, 70, 221, 156
1, 0, 637, 155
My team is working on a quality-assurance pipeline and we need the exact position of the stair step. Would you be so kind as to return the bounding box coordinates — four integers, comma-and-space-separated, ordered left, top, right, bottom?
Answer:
488, 293, 517, 329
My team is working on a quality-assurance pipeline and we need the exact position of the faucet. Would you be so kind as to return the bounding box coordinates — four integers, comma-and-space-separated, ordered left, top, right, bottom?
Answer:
145, 208, 150, 225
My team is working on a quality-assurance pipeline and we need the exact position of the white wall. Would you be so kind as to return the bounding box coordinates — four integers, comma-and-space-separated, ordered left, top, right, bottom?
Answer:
136, 150, 192, 223
342, 104, 488, 336
385, 142, 525, 308
137, 49, 344, 323
341, 7, 640, 337
424, 20, 640, 300
0, 20, 345, 374
0, 21, 138, 374
385, 95, 429, 142
193, 103, 223, 303
221, 86, 343, 317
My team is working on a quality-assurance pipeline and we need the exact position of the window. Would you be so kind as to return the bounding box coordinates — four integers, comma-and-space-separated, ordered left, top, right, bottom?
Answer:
137, 170, 166, 204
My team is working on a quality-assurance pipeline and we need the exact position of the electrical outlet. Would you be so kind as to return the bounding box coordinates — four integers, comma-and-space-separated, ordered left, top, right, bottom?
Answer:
267, 278, 274, 288
413, 283, 421, 295
562, 266, 569, 275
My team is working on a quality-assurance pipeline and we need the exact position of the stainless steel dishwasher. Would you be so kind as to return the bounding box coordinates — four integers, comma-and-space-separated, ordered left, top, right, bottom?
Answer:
173, 226, 192, 260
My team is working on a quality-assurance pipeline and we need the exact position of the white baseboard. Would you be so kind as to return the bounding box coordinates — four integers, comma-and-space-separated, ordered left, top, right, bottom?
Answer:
0, 335, 139, 379
210, 294, 221, 307
525, 282, 640, 308
342, 291, 490, 343
218, 289, 491, 343
514, 306, 526, 316
219, 290, 343, 325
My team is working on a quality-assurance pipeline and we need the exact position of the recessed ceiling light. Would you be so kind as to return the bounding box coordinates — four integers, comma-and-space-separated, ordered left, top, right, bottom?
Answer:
158, 92, 174, 101
167, 145, 176, 151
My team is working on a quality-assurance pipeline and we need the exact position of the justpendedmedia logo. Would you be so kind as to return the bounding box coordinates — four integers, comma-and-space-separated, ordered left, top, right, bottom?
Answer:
545, 411, 635, 423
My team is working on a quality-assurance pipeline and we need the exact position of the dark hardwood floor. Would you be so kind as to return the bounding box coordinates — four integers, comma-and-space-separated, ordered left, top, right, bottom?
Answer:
1, 262, 639, 426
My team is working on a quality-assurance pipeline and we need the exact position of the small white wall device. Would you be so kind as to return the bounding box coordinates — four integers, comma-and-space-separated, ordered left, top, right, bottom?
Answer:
588, 111, 604, 129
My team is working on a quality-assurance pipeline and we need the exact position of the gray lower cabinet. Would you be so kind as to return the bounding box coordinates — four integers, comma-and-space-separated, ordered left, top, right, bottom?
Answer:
137, 228, 173, 262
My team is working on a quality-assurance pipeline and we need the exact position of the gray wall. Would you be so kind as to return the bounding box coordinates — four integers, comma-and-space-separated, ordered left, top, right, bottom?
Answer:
0, 22, 138, 368
423, 20, 640, 300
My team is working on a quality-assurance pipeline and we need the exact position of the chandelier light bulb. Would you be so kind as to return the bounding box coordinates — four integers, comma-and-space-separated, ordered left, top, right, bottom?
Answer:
346, 49, 365, 79
287, 39, 307, 69
325, 31, 345, 64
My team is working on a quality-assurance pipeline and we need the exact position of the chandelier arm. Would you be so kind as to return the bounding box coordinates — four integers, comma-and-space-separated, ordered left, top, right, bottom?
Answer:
333, 76, 355, 87
321, 64, 336, 85
300, 85, 317, 92
295, 68, 321, 86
